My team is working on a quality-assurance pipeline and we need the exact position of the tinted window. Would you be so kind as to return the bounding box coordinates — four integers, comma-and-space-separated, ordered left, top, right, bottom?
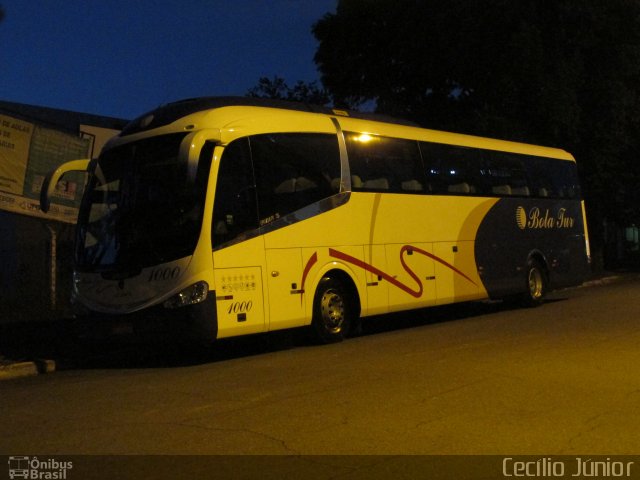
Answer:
480, 151, 530, 196
212, 138, 259, 250
420, 142, 481, 195
250, 133, 340, 225
527, 157, 580, 199
346, 133, 425, 193
421, 141, 580, 199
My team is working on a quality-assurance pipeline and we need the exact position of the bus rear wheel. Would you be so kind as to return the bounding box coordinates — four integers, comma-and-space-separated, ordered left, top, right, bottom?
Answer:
521, 259, 547, 307
311, 276, 353, 344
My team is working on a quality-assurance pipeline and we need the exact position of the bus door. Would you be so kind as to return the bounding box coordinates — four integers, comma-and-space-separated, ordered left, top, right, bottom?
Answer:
211, 141, 266, 338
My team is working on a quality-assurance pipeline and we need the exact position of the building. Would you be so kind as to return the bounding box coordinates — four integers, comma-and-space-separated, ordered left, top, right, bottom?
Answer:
0, 100, 127, 324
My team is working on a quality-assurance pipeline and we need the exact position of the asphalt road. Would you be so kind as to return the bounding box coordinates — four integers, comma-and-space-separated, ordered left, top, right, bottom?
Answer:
1, 275, 639, 460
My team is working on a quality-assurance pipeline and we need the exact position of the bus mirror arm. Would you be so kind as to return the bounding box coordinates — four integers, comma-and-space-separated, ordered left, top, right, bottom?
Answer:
181, 129, 221, 183
40, 158, 91, 213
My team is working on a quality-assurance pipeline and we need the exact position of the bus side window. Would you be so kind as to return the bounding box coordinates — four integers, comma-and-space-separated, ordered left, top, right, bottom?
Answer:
552, 160, 581, 199
482, 152, 530, 197
345, 133, 425, 193
249, 133, 340, 224
212, 138, 259, 250
421, 142, 479, 195
520, 156, 581, 199
526, 157, 563, 199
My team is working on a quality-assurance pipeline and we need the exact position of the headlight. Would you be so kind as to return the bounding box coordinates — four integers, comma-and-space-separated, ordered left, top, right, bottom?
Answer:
163, 281, 209, 309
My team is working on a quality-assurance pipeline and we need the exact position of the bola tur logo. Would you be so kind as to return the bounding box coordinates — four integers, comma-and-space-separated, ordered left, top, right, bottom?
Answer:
516, 206, 528, 230
516, 206, 576, 230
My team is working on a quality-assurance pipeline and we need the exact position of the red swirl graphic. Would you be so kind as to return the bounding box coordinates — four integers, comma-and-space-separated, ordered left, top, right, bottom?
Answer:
328, 246, 477, 299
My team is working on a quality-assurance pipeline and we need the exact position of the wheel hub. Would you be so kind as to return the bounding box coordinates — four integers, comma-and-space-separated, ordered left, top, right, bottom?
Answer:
320, 289, 345, 333
528, 268, 543, 299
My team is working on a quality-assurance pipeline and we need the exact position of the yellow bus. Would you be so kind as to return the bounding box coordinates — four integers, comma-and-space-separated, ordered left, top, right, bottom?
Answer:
41, 97, 591, 344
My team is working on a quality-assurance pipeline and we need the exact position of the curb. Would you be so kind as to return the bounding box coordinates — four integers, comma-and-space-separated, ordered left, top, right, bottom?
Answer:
0, 358, 56, 381
580, 275, 623, 288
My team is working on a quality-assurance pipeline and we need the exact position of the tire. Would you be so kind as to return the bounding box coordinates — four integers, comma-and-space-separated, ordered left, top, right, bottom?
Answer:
521, 259, 547, 307
311, 276, 353, 344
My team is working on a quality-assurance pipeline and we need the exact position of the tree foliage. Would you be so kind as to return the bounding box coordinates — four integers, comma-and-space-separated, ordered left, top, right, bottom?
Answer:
313, 0, 640, 262
247, 76, 331, 106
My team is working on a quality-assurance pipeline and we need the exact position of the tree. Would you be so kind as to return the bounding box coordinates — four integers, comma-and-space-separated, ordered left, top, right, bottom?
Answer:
314, 0, 640, 267
247, 76, 332, 106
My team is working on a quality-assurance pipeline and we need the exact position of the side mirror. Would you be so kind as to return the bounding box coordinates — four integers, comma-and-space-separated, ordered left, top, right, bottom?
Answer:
40, 159, 91, 213
179, 129, 221, 183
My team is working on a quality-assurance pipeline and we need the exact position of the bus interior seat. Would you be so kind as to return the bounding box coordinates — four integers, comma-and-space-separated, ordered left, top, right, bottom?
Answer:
538, 187, 549, 197
274, 177, 317, 193
362, 178, 389, 190
351, 175, 363, 188
275, 178, 296, 193
294, 177, 317, 191
492, 184, 512, 195
214, 220, 229, 235
511, 186, 530, 196
401, 179, 424, 191
448, 182, 471, 193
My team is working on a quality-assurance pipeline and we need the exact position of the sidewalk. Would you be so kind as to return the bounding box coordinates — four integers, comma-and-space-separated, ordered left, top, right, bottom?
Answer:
0, 319, 66, 380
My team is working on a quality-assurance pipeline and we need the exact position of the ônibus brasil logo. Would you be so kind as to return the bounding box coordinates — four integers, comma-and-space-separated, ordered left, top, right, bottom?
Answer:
8, 456, 73, 479
516, 206, 575, 230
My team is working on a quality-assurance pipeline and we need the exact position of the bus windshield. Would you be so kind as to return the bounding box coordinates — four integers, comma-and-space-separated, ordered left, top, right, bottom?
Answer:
75, 132, 211, 271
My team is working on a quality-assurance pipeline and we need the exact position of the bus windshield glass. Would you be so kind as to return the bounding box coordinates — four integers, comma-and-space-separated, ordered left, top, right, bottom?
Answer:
75, 132, 211, 271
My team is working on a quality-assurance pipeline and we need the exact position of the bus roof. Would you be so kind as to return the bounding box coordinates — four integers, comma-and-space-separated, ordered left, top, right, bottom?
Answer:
119, 96, 574, 161
120, 96, 418, 137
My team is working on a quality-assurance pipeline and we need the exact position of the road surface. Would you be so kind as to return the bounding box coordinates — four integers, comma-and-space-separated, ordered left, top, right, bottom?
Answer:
1, 275, 639, 466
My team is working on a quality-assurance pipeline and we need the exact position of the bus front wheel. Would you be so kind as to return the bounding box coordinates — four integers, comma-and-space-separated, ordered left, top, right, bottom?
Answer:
311, 276, 353, 344
521, 259, 547, 307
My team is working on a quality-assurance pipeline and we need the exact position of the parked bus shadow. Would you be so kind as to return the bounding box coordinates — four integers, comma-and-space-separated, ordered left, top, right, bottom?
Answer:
0, 297, 570, 372
358, 296, 567, 338
360, 300, 502, 337
0, 318, 311, 371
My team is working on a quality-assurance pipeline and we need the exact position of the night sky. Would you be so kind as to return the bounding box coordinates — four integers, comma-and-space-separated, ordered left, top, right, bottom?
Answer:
0, 0, 336, 120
